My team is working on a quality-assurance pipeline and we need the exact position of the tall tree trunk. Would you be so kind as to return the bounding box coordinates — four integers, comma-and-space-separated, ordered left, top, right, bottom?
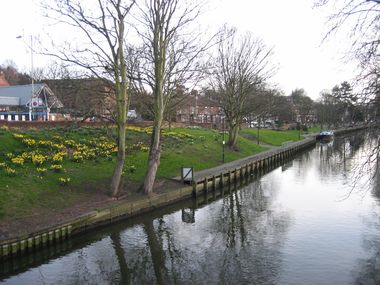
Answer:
111, 123, 126, 197
143, 14, 166, 195
143, 115, 163, 195
228, 123, 239, 148
143, 67, 164, 194
111, 18, 128, 198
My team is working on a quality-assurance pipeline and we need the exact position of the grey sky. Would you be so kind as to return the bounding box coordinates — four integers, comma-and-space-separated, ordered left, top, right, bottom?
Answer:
0, 0, 356, 99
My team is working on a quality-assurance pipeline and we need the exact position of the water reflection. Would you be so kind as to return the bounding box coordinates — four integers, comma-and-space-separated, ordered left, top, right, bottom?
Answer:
354, 210, 380, 285
1, 130, 380, 285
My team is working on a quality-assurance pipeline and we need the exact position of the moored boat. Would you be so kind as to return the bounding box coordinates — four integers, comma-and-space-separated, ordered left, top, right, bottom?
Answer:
316, 131, 334, 141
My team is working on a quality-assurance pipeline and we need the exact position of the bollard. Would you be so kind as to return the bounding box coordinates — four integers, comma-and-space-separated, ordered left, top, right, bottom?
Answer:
212, 175, 216, 192
220, 173, 224, 190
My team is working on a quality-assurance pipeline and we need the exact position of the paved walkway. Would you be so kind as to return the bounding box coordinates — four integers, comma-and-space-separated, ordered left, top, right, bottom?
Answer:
175, 136, 317, 182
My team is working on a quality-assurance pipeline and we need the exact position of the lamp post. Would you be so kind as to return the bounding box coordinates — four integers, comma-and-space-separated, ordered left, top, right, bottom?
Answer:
16, 34, 34, 121
222, 117, 225, 163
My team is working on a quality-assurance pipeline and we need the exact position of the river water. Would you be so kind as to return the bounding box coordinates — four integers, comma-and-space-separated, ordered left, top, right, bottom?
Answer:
1, 131, 380, 285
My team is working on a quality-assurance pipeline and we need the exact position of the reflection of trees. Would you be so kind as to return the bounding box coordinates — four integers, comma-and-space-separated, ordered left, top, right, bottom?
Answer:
347, 131, 380, 195
294, 151, 312, 177
143, 220, 166, 285
109, 177, 291, 284
208, 179, 290, 284
314, 130, 380, 197
354, 211, 380, 285
110, 233, 131, 285
316, 132, 368, 180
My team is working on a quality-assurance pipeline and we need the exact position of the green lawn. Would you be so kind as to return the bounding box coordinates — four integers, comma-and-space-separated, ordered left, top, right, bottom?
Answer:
0, 125, 303, 220
241, 128, 304, 146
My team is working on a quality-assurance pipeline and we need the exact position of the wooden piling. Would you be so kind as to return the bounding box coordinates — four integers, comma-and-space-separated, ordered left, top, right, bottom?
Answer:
48, 231, 54, 243
27, 237, 34, 250
20, 240, 26, 253
11, 243, 18, 256
35, 235, 41, 248
55, 229, 60, 241
2, 245, 9, 258
204, 177, 208, 195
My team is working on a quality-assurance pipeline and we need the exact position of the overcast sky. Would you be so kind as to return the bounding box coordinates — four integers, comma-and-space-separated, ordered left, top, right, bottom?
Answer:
0, 0, 356, 99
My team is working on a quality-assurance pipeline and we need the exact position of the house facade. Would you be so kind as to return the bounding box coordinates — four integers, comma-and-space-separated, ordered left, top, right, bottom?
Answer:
176, 94, 224, 127
0, 84, 63, 121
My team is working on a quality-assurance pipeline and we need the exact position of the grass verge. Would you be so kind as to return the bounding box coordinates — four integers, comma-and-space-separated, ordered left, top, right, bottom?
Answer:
0, 125, 302, 221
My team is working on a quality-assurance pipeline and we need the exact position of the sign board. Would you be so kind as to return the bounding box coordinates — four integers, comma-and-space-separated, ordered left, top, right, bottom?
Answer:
181, 167, 194, 183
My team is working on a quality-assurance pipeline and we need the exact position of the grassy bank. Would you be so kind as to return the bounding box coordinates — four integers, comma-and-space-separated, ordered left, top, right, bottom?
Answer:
0, 125, 304, 221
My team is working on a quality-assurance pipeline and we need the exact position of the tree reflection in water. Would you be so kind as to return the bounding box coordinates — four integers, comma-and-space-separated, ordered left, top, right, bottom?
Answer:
104, 177, 291, 285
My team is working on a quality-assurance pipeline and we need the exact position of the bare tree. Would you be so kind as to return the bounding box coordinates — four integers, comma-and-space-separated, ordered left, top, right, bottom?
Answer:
42, 0, 135, 197
247, 86, 290, 143
0, 61, 31, 85
290, 89, 314, 126
130, 0, 215, 194
210, 27, 274, 149
315, 0, 380, 114
315, 90, 342, 129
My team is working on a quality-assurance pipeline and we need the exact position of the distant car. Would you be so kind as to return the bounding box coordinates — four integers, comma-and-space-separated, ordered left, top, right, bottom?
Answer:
250, 121, 258, 128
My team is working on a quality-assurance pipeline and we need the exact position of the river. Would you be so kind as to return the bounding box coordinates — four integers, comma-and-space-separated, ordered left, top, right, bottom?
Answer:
1, 130, 379, 285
